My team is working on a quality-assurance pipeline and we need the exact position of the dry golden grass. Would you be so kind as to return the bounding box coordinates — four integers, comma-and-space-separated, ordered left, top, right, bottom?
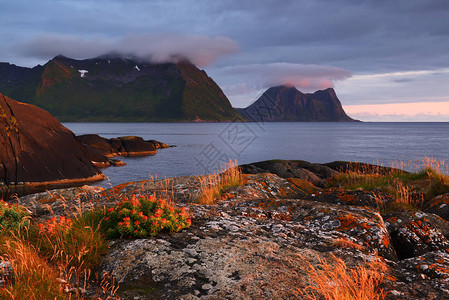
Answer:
0, 205, 117, 299
331, 238, 364, 251
302, 255, 387, 300
329, 157, 449, 211
197, 160, 242, 205
0, 235, 68, 299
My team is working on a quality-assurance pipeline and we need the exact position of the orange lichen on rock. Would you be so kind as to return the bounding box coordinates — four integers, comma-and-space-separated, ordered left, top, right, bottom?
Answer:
286, 178, 320, 194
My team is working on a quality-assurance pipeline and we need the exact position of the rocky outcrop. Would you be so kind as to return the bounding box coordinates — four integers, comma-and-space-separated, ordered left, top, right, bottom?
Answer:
10, 169, 449, 299
0, 93, 104, 196
240, 159, 340, 187
236, 85, 357, 122
77, 134, 172, 168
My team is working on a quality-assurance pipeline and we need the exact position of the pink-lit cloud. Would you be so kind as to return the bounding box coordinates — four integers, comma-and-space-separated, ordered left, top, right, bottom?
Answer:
214, 63, 351, 107
17, 33, 239, 67
220, 63, 351, 91
344, 102, 449, 122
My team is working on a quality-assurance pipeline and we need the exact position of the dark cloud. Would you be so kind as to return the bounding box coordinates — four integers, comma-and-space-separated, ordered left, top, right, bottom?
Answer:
16, 34, 239, 67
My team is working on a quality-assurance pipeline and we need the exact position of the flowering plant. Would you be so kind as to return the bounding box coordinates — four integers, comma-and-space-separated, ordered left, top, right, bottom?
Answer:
0, 200, 30, 231
37, 216, 73, 235
103, 194, 191, 238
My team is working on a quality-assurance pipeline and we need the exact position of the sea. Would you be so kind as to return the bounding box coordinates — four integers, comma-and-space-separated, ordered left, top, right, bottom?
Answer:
63, 122, 449, 188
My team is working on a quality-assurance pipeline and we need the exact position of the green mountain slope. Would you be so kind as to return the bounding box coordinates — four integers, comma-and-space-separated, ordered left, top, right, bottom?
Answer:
0, 55, 240, 122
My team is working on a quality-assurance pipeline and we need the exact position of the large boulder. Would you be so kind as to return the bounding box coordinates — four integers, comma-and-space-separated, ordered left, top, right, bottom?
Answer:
0, 93, 104, 196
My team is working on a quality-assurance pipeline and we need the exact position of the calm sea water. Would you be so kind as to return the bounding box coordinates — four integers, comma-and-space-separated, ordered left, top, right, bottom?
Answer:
63, 122, 449, 187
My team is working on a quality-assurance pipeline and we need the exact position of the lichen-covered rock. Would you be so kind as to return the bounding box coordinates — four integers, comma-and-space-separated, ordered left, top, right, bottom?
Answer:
424, 193, 449, 221
100, 236, 322, 299
218, 173, 307, 202
14, 185, 105, 219
385, 211, 449, 259
303, 187, 395, 209
15, 171, 449, 299
393, 251, 449, 299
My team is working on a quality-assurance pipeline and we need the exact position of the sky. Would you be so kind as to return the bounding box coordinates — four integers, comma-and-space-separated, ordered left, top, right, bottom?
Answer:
1, 0, 449, 121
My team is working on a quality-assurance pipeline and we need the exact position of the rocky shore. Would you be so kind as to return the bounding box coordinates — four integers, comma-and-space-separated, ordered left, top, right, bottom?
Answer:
9, 160, 449, 299
78, 134, 172, 168
1, 92, 172, 197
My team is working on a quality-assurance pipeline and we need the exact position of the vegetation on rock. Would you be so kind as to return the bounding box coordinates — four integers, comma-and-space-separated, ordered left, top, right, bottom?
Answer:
103, 194, 191, 238
197, 160, 243, 204
0, 200, 30, 231
328, 157, 449, 212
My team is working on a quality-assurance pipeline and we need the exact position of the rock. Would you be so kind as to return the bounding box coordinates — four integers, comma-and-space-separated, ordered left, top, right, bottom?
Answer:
0, 93, 104, 197
423, 193, 449, 221
95, 172, 399, 298
146, 140, 171, 149
324, 161, 406, 175
14, 185, 105, 219
384, 211, 449, 259
116, 136, 157, 157
0, 260, 12, 287
240, 160, 339, 187
13, 167, 449, 299
395, 251, 449, 299
303, 187, 395, 209
77, 134, 172, 167
77, 134, 117, 157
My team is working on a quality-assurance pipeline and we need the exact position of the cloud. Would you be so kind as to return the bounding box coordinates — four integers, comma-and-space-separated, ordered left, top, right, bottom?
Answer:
344, 101, 449, 122
219, 62, 352, 91
16, 33, 239, 67
209, 62, 351, 108
335, 68, 449, 105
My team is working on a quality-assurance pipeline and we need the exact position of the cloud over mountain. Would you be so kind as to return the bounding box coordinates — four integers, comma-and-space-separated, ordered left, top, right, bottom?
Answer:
16, 34, 239, 67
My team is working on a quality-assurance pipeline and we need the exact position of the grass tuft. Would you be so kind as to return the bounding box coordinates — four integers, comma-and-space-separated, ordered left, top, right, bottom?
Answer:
302, 255, 387, 300
0, 235, 68, 299
328, 157, 449, 212
197, 160, 243, 205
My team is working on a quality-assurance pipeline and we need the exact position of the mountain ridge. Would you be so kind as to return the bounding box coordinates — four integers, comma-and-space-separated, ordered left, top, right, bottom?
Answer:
0, 55, 241, 122
235, 85, 357, 122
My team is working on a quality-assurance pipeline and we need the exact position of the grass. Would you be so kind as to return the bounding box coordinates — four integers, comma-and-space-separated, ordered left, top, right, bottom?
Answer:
0, 235, 68, 299
301, 254, 387, 300
328, 157, 449, 211
197, 160, 243, 205
330, 238, 364, 251
0, 207, 115, 299
0, 187, 192, 298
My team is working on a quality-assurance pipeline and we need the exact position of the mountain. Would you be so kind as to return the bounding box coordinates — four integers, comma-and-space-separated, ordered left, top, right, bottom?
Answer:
0, 55, 241, 122
235, 85, 357, 122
